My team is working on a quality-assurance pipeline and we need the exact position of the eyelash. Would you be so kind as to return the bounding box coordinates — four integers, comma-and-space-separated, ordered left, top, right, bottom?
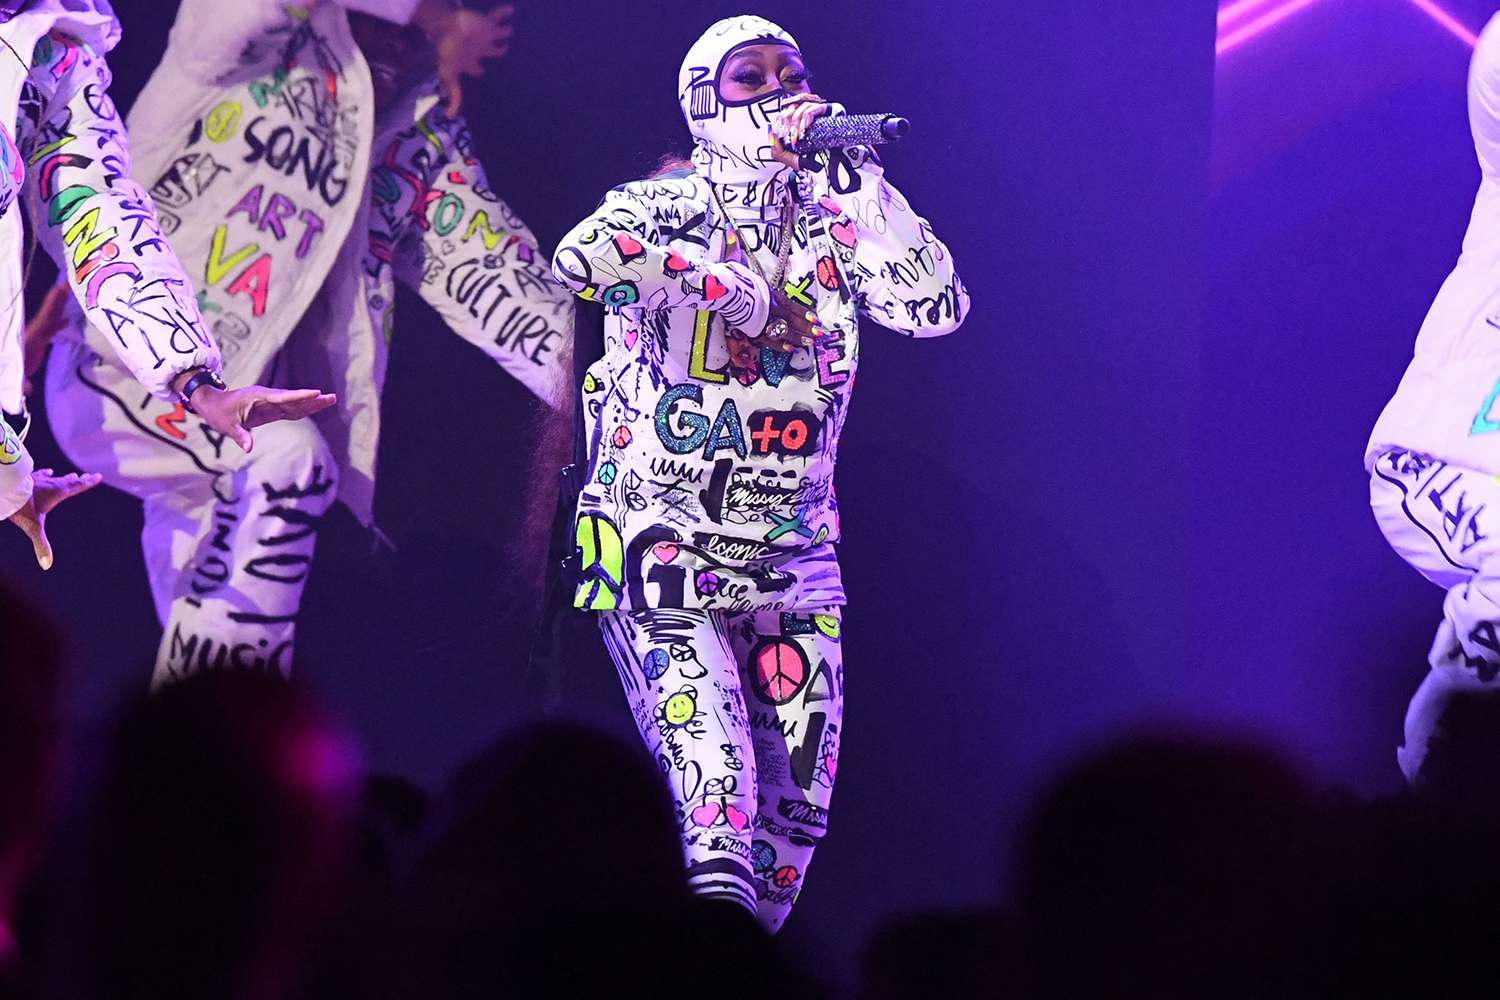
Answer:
730, 68, 811, 87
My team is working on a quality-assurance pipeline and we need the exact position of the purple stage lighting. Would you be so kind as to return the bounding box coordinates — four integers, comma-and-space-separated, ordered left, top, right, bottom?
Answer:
1406, 0, 1479, 47
1217, 0, 1330, 57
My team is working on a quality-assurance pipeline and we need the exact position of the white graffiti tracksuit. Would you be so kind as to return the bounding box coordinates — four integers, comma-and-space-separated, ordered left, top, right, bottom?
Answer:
46, 0, 570, 685
553, 16, 967, 930
0, 1, 221, 523
1368, 14, 1500, 781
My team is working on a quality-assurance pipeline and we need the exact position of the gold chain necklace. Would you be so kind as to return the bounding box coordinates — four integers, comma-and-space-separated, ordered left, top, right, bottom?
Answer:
709, 181, 797, 294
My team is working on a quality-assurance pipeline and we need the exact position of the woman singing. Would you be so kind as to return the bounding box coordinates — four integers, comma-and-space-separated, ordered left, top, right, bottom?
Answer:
551, 15, 968, 930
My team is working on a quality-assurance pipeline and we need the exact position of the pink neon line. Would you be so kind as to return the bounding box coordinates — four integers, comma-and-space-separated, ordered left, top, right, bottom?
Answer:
1218, 0, 1283, 30
1215, 0, 1328, 56
1406, 0, 1479, 47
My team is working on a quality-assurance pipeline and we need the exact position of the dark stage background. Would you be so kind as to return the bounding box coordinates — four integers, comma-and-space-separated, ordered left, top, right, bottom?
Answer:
10, 0, 1220, 984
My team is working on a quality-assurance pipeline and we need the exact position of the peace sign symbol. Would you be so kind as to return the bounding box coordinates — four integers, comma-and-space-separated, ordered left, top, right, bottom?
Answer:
749, 638, 809, 706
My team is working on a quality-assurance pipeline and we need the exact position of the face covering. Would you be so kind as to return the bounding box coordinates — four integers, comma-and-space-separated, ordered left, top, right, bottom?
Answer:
678, 15, 800, 205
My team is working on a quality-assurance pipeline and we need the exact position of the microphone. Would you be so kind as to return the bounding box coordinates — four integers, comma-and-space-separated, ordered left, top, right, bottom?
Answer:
791, 113, 910, 154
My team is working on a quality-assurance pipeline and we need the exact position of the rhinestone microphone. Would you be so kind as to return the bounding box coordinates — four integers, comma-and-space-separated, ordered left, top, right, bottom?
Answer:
791, 113, 910, 154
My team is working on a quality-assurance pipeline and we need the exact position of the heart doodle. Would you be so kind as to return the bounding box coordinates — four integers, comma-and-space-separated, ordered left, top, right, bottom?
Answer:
613, 233, 645, 261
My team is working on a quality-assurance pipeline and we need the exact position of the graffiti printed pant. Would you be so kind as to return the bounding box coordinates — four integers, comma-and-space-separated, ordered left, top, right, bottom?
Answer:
47, 341, 336, 687
1369, 448, 1500, 781
599, 606, 843, 932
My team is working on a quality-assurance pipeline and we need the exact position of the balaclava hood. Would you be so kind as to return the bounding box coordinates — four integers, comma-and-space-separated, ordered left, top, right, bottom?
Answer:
678, 15, 800, 200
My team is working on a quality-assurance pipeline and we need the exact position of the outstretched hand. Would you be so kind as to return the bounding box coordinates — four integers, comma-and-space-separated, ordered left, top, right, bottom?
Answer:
417, 0, 515, 118
8, 468, 102, 570
191, 386, 338, 454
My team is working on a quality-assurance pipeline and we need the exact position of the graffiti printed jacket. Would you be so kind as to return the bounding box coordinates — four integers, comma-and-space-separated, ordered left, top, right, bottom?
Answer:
553, 154, 968, 613
0, 0, 221, 520
53, 0, 571, 525
1369, 14, 1500, 477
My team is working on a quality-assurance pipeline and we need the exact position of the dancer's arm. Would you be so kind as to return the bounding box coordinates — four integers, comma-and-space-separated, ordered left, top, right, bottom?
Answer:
22, 37, 334, 451
828, 149, 969, 338
22, 34, 220, 401
552, 185, 771, 337
386, 109, 573, 408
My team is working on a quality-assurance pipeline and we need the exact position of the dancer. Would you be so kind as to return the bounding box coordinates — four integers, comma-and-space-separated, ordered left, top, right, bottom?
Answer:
1369, 14, 1500, 780
37, 0, 571, 685
551, 15, 968, 929
0, 0, 334, 569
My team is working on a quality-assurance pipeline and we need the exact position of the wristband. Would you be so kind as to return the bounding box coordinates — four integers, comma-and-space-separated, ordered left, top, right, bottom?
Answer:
178, 370, 226, 414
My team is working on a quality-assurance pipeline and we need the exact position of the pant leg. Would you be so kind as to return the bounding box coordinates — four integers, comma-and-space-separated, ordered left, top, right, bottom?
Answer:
1370, 449, 1500, 781
153, 418, 336, 686
725, 607, 844, 932
46, 339, 337, 686
599, 609, 760, 916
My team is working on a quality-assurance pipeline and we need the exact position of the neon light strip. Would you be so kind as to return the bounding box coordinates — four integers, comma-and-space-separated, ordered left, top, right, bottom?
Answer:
1216, 0, 1328, 56
1406, 0, 1479, 48
1218, 0, 1286, 29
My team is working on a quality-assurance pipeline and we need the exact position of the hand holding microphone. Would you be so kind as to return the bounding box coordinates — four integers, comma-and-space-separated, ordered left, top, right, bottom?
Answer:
769, 93, 909, 169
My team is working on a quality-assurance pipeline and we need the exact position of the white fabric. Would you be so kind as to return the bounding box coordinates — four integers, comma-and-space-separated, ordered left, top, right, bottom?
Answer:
599, 605, 843, 932
679, 14, 797, 195
342, 0, 422, 25
51, 0, 571, 526
0, 413, 31, 520
1369, 449, 1500, 781
0, 0, 221, 414
48, 334, 336, 684
1367, 13, 1500, 475
553, 17, 968, 613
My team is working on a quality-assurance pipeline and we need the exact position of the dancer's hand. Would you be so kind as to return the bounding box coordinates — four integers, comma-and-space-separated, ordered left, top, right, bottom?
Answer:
415, 0, 514, 118
188, 385, 338, 454
22, 284, 70, 395
770, 93, 833, 168
8, 468, 102, 570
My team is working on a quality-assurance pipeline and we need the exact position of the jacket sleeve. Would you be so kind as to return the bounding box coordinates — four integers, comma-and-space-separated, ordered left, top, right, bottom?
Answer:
21, 37, 221, 400
829, 149, 969, 338
1471, 14, 1500, 177
551, 183, 771, 336
380, 108, 572, 409
0, 419, 34, 522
